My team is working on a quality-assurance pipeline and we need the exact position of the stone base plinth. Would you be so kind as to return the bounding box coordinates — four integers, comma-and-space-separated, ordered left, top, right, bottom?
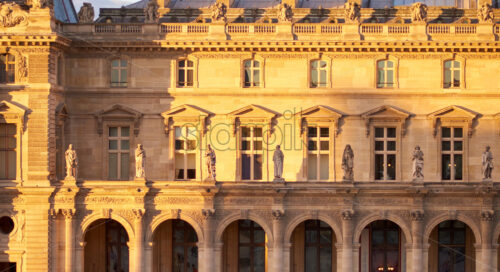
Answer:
273, 177, 285, 182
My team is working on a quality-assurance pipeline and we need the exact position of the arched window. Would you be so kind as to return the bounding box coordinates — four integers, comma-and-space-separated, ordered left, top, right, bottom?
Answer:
0, 54, 15, 84
443, 60, 461, 89
243, 59, 261, 87
0, 124, 17, 180
304, 220, 333, 271
177, 60, 194, 87
437, 221, 466, 272
110, 59, 128, 87
377, 60, 395, 88
310, 60, 327, 88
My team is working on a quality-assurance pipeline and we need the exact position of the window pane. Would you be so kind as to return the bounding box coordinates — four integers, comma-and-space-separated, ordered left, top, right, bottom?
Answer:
454, 141, 463, 151
239, 229, 250, 243
254, 229, 265, 243
244, 69, 251, 87
311, 69, 318, 87
377, 61, 385, 68
453, 247, 466, 272
305, 247, 318, 272
308, 140, 317, 151
455, 154, 463, 180
372, 230, 384, 245
178, 69, 185, 85
320, 230, 331, 244
173, 246, 185, 271
387, 127, 396, 138
238, 247, 251, 272
387, 154, 396, 180
175, 140, 184, 150
442, 127, 451, 138
253, 60, 260, 68
187, 154, 196, 179
444, 70, 451, 88
109, 153, 118, 179
109, 140, 118, 150
320, 141, 329, 151
254, 154, 262, 180
454, 230, 465, 244
439, 230, 451, 244
253, 69, 260, 86
254, 141, 263, 151
444, 61, 451, 68
112, 60, 119, 67
175, 154, 184, 179
320, 247, 332, 272
387, 61, 394, 68
320, 154, 329, 180
386, 70, 394, 86
120, 60, 127, 67
375, 154, 384, 180
120, 69, 127, 84
241, 141, 250, 151
311, 60, 318, 69
7, 151, 15, 179
244, 60, 251, 68
454, 127, 463, 138
442, 154, 451, 180
308, 127, 317, 137
179, 60, 185, 68
453, 70, 460, 87
187, 60, 193, 67
442, 141, 451, 151
320, 128, 329, 137
187, 140, 196, 151
308, 155, 317, 180
187, 70, 194, 86
319, 70, 327, 86
454, 61, 460, 68
375, 141, 384, 151
121, 140, 129, 150
242, 127, 250, 137
377, 70, 384, 87
120, 153, 129, 180
242, 154, 251, 180
387, 141, 396, 151
254, 247, 265, 272
121, 127, 129, 137
111, 69, 119, 83
375, 127, 384, 138
254, 127, 262, 137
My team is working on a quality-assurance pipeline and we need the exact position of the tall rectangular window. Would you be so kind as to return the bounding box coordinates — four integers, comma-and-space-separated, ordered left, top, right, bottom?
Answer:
244, 60, 261, 87
178, 60, 194, 87
441, 127, 463, 181
0, 54, 15, 84
238, 220, 266, 272
175, 126, 197, 180
438, 221, 466, 272
241, 126, 263, 181
310, 60, 327, 88
443, 60, 461, 88
377, 60, 394, 88
305, 220, 332, 272
307, 127, 329, 180
110, 59, 128, 87
374, 127, 397, 180
108, 126, 130, 180
0, 124, 16, 180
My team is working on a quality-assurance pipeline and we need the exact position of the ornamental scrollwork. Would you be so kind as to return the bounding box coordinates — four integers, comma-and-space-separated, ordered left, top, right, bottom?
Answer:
0, 3, 28, 28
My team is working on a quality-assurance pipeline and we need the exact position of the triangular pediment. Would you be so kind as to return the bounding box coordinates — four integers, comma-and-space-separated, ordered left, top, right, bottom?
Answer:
361, 105, 411, 120
161, 104, 211, 118
95, 104, 142, 119
428, 105, 478, 120
297, 105, 343, 120
0, 101, 26, 115
228, 105, 278, 119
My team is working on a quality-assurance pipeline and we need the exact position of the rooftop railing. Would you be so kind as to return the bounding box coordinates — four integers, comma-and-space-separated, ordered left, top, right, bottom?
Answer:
62, 22, 498, 42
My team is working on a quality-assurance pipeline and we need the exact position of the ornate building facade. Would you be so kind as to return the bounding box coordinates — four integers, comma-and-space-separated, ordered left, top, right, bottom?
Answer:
1, 0, 500, 271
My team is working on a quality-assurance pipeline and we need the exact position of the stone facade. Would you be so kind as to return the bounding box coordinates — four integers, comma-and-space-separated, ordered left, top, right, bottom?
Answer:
2, 0, 500, 271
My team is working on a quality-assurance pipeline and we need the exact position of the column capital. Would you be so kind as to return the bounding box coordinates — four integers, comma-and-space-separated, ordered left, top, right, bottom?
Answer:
272, 209, 285, 221
202, 209, 215, 220
481, 210, 494, 221
342, 209, 354, 220
411, 210, 424, 221
61, 209, 75, 220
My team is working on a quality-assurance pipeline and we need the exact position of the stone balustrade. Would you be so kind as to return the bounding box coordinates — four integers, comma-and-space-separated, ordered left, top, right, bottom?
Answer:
59, 21, 499, 41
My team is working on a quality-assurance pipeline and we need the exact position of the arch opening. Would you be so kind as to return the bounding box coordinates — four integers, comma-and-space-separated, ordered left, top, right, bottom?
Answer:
152, 219, 199, 272
290, 219, 337, 272
428, 220, 476, 272
84, 219, 129, 272
222, 219, 268, 272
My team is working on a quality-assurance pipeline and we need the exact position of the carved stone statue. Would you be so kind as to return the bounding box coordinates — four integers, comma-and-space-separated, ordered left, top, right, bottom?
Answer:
482, 146, 493, 180
17, 55, 27, 82
77, 2, 94, 23
277, 3, 293, 23
344, 1, 360, 23
273, 145, 284, 181
411, 2, 428, 23
412, 145, 424, 180
342, 144, 354, 181
478, 3, 494, 23
135, 144, 146, 178
32, 0, 53, 9
205, 144, 216, 181
144, 0, 159, 23
65, 144, 78, 179
209, 2, 227, 23
0, 2, 28, 28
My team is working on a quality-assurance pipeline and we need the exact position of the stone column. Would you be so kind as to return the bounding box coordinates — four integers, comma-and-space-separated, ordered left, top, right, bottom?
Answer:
410, 210, 424, 272
133, 209, 145, 272
481, 210, 494, 272
202, 209, 216, 272
271, 210, 285, 272
341, 210, 355, 272
62, 209, 75, 272
75, 241, 86, 272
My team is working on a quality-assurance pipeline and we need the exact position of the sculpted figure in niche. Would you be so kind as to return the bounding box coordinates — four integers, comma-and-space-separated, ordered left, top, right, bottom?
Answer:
209, 2, 227, 23
412, 146, 424, 180
277, 3, 293, 23
135, 144, 146, 178
206, 144, 216, 181
273, 145, 284, 181
144, 0, 159, 23
411, 2, 428, 23
77, 2, 94, 23
65, 144, 78, 179
477, 3, 494, 23
482, 146, 493, 180
342, 144, 354, 181
344, 1, 360, 23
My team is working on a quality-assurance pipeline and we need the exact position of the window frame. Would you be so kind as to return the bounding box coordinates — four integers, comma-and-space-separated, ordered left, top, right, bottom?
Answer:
439, 125, 465, 182
173, 57, 199, 89
0, 101, 26, 183
0, 54, 16, 84
442, 57, 466, 89
171, 220, 199, 272
309, 59, 330, 88
105, 124, 132, 181
304, 220, 333, 272
237, 220, 266, 272
110, 58, 130, 88
240, 125, 264, 181
306, 126, 332, 181
242, 58, 264, 88
374, 55, 399, 89
373, 126, 398, 181
174, 125, 199, 181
